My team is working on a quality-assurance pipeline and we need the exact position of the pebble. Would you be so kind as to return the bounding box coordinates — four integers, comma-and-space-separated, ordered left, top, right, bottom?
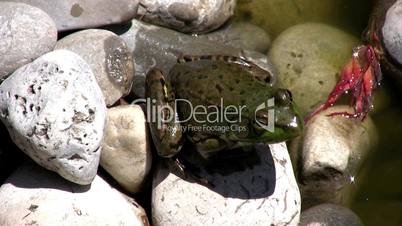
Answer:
5, 0, 139, 31
152, 143, 300, 226
113, 19, 277, 97
56, 29, 134, 106
269, 23, 359, 117
100, 105, 152, 194
0, 2, 57, 79
289, 105, 378, 208
300, 203, 363, 226
0, 164, 149, 226
137, 0, 236, 34
0, 50, 107, 185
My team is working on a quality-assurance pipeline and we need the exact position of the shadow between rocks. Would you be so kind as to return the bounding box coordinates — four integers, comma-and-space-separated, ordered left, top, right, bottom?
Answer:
7, 163, 91, 193
155, 143, 276, 200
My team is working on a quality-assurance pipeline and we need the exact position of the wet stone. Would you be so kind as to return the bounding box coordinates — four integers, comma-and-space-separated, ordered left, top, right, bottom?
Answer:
113, 19, 277, 97
269, 23, 359, 117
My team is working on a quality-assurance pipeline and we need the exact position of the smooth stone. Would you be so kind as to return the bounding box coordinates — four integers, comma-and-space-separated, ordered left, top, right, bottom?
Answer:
0, 2, 57, 79
289, 105, 378, 208
152, 143, 301, 226
269, 23, 359, 117
114, 19, 277, 97
382, 0, 402, 65
4, 0, 139, 31
235, 0, 371, 38
0, 50, 107, 185
137, 0, 236, 34
300, 203, 363, 226
201, 22, 271, 53
0, 164, 149, 226
56, 29, 134, 106
100, 105, 152, 193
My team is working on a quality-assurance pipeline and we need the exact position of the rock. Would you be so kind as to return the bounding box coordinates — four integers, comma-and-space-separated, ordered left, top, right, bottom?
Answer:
382, 0, 402, 65
100, 105, 152, 193
152, 143, 301, 226
0, 164, 149, 226
300, 203, 363, 226
289, 105, 378, 208
201, 22, 271, 53
137, 0, 236, 34
0, 50, 107, 185
269, 23, 359, 117
235, 0, 371, 38
0, 2, 57, 79
5, 0, 139, 31
113, 19, 277, 97
56, 29, 134, 106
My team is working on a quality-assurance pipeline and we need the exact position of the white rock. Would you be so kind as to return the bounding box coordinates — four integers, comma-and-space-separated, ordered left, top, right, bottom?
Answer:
101, 105, 152, 193
0, 164, 149, 226
382, 0, 402, 65
0, 2, 57, 79
137, 0, 236, 34
152, 143, 301, 226
290, 105, 378, 207
56, 29, 134, 106
0, 50, 107, 185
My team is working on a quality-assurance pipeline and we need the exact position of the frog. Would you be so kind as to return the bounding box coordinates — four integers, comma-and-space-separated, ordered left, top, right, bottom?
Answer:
145, 55, 303, 162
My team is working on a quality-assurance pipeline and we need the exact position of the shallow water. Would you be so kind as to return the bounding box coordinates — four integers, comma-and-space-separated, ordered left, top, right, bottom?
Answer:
350, 80, 402, 226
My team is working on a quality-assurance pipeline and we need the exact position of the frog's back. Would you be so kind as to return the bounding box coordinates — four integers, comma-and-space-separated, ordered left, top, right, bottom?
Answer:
170, 57, 277, 112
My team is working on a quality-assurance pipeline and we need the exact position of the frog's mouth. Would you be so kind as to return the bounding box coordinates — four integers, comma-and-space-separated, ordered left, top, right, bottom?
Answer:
274, 106, 303, 137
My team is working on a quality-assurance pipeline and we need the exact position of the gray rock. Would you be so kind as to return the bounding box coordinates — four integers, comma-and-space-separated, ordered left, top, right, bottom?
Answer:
137, 0, 236, 34
268, 23, 359, 117
0, 164, 149, 226
56, 29, 134, 106
115, 19, 277, 97
0, 50, 107, 185
382, 0, 402, 65
0, 2, 57, 79
300, 203, 363, 226
152, 143, 300, 226
201, 22, 271, 53
4, 0, 139, 31
289, 105, 378, 208
100, 105, 152, 194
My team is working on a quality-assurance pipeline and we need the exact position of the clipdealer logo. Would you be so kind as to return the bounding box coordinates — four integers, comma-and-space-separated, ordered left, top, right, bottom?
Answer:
133, 98, 276, 132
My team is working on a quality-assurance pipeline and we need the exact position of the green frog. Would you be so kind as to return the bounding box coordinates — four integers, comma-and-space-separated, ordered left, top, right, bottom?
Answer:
145, 55, 303, 161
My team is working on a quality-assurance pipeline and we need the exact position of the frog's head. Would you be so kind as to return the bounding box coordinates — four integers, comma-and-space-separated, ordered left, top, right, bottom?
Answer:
251, 88, 303, 142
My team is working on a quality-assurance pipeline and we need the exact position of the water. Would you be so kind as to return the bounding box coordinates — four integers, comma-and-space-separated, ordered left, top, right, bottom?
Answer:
350, 80, 402, 226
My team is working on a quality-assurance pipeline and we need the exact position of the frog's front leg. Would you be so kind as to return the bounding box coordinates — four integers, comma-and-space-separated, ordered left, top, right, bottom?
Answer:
145, 69, 184, 158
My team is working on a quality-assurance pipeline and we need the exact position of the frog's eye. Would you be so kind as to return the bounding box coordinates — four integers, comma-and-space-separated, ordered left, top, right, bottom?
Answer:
275, 89, 293, 106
